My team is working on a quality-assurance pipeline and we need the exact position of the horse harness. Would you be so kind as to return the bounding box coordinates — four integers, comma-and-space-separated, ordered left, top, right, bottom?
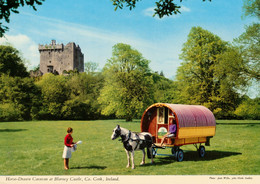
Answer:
120, 130, 150, 151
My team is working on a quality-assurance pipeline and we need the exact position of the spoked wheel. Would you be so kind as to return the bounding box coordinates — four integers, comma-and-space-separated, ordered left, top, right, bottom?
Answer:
198, 145, 206, 158
176, 149, 184, 162
171, 146, 179, 155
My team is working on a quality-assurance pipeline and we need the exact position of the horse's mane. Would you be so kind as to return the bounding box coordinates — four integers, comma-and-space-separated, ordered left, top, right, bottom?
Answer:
120, 127, 130, 134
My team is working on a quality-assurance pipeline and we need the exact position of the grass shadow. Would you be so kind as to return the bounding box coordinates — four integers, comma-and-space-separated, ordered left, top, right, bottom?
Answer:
183, 150, 242, 162
140, 156, 175, 167
142, 150, 242, 165
0, 129, 28, 132
70, 165, 107, 170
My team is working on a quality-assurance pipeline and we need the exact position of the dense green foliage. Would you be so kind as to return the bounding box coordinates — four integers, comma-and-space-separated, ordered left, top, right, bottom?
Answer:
152, 72, 177, 103
98, 43, 154, 121
34, 72, 104, 120
0, 120, 259, 175
0, 45, 29, 77
234, 96, 260, 119
0, 37, 259, 121
176, 27, 250, 118
0, 74, 41, 121
236, 0, 260, 81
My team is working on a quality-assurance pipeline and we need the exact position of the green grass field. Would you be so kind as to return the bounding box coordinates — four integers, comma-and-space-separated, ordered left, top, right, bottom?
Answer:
0, 119, 259, 175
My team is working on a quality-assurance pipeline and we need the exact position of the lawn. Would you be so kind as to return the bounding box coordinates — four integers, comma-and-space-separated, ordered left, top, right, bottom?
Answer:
0, 119, 259, 175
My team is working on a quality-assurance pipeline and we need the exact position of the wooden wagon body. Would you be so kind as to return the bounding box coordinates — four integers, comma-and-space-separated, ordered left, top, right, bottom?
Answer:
141, 103, 216, 161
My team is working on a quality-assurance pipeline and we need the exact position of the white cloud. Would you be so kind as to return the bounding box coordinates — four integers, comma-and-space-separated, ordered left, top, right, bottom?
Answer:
143, 5, 191, 19
143, 7, 155, 17
180, 6, 191, 12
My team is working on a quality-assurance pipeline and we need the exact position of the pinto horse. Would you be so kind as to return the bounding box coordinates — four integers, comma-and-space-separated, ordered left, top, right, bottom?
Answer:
111, 125, 154, 169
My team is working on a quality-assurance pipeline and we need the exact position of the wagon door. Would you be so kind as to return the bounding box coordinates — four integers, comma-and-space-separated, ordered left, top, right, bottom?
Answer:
156, 107, 176, 145
156, 107, 168, 144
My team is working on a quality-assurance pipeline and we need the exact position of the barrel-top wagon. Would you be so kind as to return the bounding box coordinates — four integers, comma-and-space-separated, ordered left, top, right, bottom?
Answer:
141, 103, 216, 161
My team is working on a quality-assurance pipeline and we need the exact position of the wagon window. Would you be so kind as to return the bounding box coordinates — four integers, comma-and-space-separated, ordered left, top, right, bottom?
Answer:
157, 107, 169, 124
157, 107, 164, 124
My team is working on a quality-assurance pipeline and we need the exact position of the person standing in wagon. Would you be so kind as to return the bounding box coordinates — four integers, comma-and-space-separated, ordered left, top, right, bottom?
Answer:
62, 127, 75, 170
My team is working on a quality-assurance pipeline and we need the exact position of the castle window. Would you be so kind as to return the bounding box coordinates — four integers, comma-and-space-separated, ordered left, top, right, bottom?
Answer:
49, 61, 51, 63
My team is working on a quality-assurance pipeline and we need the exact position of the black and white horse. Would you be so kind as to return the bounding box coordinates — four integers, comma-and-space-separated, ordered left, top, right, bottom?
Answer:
111, 125, 154, 169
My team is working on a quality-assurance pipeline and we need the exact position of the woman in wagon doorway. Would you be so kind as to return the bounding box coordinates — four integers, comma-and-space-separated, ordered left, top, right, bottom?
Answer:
160, 119, 177, 146
62, 127, 75, 170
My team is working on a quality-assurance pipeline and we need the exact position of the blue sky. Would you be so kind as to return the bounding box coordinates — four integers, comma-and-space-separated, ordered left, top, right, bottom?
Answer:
0, 0, 254, 80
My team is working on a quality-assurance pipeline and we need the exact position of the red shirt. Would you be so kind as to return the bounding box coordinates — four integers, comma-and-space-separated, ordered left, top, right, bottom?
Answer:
64, 134, 74, 147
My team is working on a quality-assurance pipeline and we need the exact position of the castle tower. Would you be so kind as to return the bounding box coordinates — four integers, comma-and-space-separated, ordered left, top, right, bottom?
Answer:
38, 40, 84, 75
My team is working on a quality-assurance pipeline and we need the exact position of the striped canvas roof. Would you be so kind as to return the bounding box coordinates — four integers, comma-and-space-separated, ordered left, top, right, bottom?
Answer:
152, 103, 216, 128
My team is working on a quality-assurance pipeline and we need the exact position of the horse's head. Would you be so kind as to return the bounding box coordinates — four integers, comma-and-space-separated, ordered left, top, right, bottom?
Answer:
111, 125, 121, 140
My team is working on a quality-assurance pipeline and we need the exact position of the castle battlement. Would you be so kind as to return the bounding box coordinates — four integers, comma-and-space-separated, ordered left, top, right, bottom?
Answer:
38, 40, 64, 51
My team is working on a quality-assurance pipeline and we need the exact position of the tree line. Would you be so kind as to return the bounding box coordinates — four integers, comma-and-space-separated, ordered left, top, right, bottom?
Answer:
0, 26, 259, 121
0, 0, 259, 121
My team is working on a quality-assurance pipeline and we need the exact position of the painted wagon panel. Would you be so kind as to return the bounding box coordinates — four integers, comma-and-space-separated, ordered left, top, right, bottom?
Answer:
140, 103, 216, 146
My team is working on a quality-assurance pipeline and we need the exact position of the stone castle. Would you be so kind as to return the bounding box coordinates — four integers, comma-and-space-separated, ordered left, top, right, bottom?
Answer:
38, 40, 84, 75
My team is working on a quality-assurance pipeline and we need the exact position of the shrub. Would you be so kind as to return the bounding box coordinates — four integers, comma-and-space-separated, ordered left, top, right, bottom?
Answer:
0, 103, 22, 121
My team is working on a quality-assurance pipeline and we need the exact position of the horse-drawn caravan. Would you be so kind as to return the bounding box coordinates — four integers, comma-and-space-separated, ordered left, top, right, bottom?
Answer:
141, 103, 216, 162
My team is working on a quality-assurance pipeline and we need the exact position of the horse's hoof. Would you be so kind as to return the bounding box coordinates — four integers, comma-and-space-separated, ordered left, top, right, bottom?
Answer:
140, 162, 145, 165
126, 165, 130, 168
132, 167, 135, 169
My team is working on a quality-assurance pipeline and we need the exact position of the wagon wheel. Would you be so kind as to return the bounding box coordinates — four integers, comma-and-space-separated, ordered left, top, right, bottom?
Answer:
171, 146, 179, 155
176, 149, 184, 162
198, 145, 206, 158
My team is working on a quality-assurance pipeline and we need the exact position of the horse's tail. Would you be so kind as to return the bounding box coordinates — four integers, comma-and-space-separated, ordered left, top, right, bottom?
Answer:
146, 134, 154, 159
147, 144, 156, 159
147, 147, 152, 159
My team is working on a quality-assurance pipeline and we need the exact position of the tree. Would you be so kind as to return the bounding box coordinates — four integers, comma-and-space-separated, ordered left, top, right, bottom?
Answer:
98, 43, 154, 121
242, 0, 260, 19
234, 23, 260, 81
234, 96, 260, 119
36, 73, 69, 120
63, 72, 104, 120
234, 0, 260, 81
0, 0, 45, 37
0, 74, 41, 121
112, 0, 211, 18
0, 45, 29, 77
84, 61, 99, 74
152, 72, 177, 103
176, 27, 248, 118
